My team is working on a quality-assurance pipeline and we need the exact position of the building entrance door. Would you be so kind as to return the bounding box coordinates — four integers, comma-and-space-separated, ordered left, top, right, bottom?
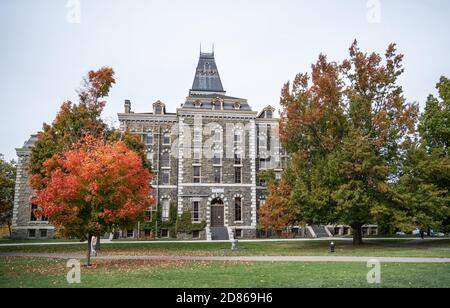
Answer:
210, 198, 224, 227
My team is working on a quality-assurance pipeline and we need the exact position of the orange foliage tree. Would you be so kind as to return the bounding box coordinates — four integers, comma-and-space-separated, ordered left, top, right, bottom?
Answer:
33, 136, 153, 265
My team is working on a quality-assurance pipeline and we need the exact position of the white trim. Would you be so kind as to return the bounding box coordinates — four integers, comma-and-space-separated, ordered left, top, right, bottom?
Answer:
180, 183, 253, 187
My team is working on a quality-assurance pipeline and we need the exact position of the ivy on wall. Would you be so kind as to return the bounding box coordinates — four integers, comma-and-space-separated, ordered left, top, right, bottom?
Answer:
140, 202, 206, 238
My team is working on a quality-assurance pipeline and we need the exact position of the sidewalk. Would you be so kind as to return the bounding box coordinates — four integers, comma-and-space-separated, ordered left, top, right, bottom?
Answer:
1, 252, 450, 263
1, 237, 447, 247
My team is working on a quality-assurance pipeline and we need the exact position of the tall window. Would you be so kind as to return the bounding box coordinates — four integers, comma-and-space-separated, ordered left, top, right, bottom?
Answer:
161, 152, 170, 168
30, 204, 38, 221
234, 197, 242, 222
162, 199, 170, 221
193, 166, 201, 183
213, 151, 221, 165
145, 209, 152, 222
234, 130, 241, 145
267, 125, 271, 151
214, 166, 221, 183
163, 132, 171, 145
30, 204, 47, 222
192, 201, 200, 223
213, 129, 221, 143
162, 170, 170, 185
193, 127, 202, 164
193, 148, 202, 164
234, 152, 242, 165
144, 132, 153, 145
235, 167, 242, 184
146, 152, 153, 166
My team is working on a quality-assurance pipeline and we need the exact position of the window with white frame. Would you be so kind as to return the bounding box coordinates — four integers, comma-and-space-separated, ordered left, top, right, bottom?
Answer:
234, 130, 241, 145
162, 199, 170, 221
234, 151, 242, 165
144, 132, 153, 145
213, 128, 221, 143
213, 151, 221, 165
193, 166, 201, 183
193, 148, 202, 164
163, 132, 171, 145
146, 151, 153, 166
162, 170, 170, 185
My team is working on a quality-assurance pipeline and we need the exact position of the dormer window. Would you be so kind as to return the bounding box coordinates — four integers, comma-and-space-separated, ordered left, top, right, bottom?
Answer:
212, 98, 223, 110
258, 106, 275, 119
153, 100, 166, 115
193, 100, 202, 108
234, 102, 241, 110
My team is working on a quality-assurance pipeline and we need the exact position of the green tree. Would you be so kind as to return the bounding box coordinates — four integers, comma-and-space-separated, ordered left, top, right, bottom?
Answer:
277, 41, 418, 245
0, 155, 16, 237
393, 77, 450, 234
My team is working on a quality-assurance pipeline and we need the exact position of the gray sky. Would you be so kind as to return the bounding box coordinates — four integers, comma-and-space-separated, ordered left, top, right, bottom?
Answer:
1, 0, 449, 160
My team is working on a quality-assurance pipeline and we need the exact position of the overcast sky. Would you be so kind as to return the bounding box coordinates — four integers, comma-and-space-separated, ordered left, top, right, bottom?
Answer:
1, 0, 449, 160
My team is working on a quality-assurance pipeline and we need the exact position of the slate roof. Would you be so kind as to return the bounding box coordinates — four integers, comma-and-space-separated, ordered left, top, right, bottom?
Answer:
190, 52, 225, 94
183, 52, 253, 112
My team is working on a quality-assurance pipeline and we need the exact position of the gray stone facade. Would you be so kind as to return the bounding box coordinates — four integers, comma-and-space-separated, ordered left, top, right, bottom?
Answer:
11, 51, 284, 240
11, 136, 55, 239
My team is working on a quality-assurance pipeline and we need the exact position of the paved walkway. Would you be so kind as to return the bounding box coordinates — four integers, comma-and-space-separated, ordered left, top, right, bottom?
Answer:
1, 237, 448, 247
1, 252, 449, 263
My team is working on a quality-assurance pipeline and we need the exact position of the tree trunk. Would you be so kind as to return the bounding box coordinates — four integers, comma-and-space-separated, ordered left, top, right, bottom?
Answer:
7, 222, 11, 237
352, 223, 363, 245
86, 234, 92, 267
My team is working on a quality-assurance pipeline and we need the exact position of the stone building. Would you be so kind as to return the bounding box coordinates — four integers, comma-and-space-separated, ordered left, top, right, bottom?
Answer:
11, 51, 284, 240
118, 51, 284, 240
11, 135, 55, 239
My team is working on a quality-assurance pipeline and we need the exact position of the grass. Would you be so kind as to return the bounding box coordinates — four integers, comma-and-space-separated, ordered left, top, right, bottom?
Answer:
1, 257, 449, 288
1, 239, 450, 258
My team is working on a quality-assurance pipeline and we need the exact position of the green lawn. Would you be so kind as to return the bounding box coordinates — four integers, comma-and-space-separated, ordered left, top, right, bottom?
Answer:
1, 239, 450, 258
1, 257, 449, 288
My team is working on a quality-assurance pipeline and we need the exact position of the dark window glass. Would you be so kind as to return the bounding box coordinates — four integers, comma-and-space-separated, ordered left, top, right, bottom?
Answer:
192, 201, 200, 222
235, 167, 242, 184
235, 197, 242, 221
193, 166, 201, 183
214, 167, 221, 183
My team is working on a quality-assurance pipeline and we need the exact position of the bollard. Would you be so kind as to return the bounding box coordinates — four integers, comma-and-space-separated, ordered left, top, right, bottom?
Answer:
329, 241, 335, 253
231, 239, 238, 251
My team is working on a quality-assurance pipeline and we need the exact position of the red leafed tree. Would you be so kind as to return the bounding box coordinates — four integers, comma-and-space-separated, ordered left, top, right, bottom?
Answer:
33, 136, 153, 266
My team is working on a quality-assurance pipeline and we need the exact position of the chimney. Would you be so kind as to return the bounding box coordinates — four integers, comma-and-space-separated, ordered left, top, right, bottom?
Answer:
124, 100, 131, 113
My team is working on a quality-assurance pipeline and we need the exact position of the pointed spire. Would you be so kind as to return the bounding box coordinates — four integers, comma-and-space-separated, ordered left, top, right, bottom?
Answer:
190, 48, 225, 95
